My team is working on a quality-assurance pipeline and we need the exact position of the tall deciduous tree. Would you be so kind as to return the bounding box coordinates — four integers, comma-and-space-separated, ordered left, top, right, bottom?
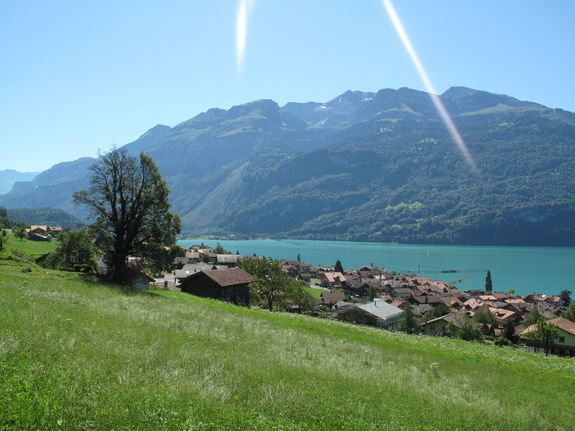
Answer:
367, 284, 378, 301
561, 302, 575, 322
46, 230, 98, 272
15, 226, 26, 241
73, 149, 180, 283
559, 289, 572, 305
240, 257, 291, 311
334, 259, 344, 273
526, 320, 559, 356
398, 303, 418, 334
457, 320, 483, 342
283, 280, 314, 313
502, 319, 517, 343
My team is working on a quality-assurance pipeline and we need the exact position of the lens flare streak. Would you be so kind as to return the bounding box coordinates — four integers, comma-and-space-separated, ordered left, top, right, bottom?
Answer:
382, 0, 478, 172
236, 0, 255, 74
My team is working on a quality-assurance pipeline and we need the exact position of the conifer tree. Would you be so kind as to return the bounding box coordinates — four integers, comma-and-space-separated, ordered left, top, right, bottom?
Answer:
485, 270, 493, 293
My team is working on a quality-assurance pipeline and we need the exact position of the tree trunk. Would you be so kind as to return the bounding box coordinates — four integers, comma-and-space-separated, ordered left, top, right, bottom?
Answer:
111, 251, 128, 284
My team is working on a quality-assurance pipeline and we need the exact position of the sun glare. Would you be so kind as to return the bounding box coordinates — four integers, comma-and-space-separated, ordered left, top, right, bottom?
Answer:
381, 0, 478, 172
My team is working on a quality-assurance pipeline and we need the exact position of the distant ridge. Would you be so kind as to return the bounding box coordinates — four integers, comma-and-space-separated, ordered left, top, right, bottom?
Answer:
0, 169, 38, 195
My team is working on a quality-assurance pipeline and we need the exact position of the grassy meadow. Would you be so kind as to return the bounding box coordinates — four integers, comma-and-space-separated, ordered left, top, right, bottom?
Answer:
304, 286, 325, 299
1, 239, 575, 430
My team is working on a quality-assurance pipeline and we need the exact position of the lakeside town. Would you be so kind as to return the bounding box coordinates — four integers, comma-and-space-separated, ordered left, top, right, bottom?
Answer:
154, 242, 575, 357
14, 224, 575, 357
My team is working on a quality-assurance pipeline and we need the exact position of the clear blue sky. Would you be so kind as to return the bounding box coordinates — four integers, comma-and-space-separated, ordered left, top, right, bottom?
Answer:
1, 0, 574, 172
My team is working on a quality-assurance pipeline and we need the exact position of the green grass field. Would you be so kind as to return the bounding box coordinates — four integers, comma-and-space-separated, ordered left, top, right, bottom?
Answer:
3, 234, 57, 258
304, 286, 325, 299
1, 242, 574, 430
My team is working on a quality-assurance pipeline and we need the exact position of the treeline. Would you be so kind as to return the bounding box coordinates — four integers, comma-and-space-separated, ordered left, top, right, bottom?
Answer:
7, 207, 81, 228
0, 207, 20, 230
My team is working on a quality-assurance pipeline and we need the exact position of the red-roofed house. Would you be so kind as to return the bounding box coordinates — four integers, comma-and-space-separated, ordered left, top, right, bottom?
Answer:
321, 291, 346, 308
520, 317, 575, 357
320, 272, 346, 288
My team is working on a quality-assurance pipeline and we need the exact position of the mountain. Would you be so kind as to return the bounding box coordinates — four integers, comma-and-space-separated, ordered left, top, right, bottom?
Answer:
7, 207, 81, 228
0, 169, 38, 195
1, 86, 574, 245
0, 158, 94, 218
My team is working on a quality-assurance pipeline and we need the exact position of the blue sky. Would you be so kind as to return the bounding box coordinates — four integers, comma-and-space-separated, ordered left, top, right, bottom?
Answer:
1, 0, 574, 172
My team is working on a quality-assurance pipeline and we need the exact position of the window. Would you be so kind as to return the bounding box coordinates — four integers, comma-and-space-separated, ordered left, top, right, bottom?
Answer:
557, 336, 565, 343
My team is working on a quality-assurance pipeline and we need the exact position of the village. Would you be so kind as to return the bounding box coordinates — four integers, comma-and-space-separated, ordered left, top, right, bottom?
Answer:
15, 225, 575, 357
154, 242, 575, 358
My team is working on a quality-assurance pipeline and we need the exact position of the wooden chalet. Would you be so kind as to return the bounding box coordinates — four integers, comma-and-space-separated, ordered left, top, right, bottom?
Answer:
180, 267, 256, 306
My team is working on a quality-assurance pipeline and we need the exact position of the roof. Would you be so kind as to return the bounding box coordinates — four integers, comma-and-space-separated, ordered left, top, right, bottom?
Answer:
389, 299, 406, 308
29, 225, 48, 232
175, 263, 227, 278
189, 245, 213, 250
357, 299, 403, 321
487, 307, 517, 321
322, 272, 346, 284
335, 301, 355, 309
427, 296, 446, 304
463, 298, 485, 309
199, 267, 257, 287
216, 254, 241, 264
447, 296, 464, 306
521, 317, 575, 337
422, 311, 471, 328
413, 304, 433, 314
412, 295, 427, 304
322, 291, 346, 304
393, 287, 412, 294
185, 251, 200, 259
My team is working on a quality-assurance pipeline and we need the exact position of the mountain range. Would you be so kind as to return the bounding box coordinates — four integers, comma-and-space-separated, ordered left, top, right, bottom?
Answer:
0, 170, 38, 195
1, 86, 574, 245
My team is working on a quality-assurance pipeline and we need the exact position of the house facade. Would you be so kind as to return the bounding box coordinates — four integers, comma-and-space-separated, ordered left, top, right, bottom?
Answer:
520, 317, 575, 357
180, 267, 256, 306
336, 299, 403, 330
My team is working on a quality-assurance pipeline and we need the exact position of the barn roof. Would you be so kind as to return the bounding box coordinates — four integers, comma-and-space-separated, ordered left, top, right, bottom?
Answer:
200, 267, 256, 287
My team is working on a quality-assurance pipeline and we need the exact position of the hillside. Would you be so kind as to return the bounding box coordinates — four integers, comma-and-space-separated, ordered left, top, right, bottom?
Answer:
1, 247, 574, 430
6, 207, 81, 228
1, 86, 574, 245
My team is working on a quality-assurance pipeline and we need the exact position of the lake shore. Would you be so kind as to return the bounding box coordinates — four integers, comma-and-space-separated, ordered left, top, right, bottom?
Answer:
178, 239, 575, 297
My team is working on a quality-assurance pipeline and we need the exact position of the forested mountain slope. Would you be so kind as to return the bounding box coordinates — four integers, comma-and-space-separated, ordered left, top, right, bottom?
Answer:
1, 86, 573, 245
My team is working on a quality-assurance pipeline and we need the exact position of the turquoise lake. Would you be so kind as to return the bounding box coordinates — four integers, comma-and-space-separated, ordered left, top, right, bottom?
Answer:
178, 239, 575, 297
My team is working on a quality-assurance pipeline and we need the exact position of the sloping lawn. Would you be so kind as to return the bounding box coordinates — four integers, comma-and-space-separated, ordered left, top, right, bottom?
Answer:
1, 260, 574, 430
